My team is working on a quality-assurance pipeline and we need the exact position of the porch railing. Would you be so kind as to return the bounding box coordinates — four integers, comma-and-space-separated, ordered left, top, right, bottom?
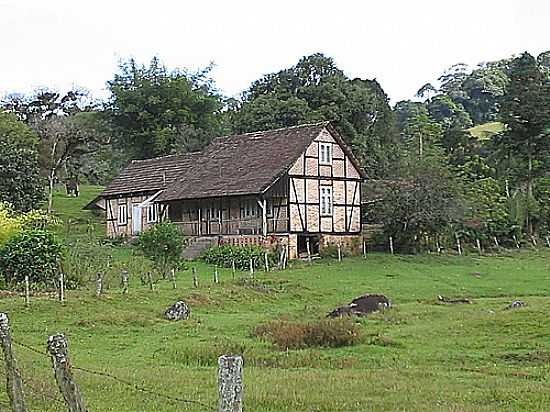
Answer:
174, 218, 289, 236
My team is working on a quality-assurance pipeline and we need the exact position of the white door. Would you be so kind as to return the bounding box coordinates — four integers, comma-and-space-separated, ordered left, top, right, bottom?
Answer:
132, 206, 142, 235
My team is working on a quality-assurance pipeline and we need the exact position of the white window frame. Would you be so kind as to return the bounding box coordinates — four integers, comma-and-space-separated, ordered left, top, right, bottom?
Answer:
320, 186, 333, 216
240, 200, 258, 219
117, 204, 128, 225
319, 142, 333, 165
146, 204, 157, 223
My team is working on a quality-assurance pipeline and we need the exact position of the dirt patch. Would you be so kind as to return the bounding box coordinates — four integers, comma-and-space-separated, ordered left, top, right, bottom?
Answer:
327, 294, 391, 317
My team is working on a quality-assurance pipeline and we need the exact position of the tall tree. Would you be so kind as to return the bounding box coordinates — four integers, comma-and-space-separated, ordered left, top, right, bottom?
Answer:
496, 52, 550, 234
0, 112, 44, 211
231, 53, 397, 178
106, 57, 223, 159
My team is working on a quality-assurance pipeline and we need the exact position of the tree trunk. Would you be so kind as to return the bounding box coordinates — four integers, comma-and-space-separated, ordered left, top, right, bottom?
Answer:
47, 171, 55, 213
527, 145, 534, 235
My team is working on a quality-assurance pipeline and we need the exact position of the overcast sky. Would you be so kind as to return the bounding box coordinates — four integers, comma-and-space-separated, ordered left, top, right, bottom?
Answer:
0, 0, 548, 103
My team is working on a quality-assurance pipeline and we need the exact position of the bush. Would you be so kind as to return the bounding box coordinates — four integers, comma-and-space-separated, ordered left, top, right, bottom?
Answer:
253, 318, 362, 350
136, 221, 184, 277
0, 202, 59, 247
0, 229, 64, 288
201, 244, 275, 269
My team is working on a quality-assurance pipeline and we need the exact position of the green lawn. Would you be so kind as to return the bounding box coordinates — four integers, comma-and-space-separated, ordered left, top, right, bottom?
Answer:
0, 187, 549, 411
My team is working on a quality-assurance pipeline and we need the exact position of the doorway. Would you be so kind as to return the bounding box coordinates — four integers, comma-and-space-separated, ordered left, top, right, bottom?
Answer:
132, 205, 142, 235
297, 234, 320, 257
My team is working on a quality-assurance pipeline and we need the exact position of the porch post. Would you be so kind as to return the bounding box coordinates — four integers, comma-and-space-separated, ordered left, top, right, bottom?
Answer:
257, 198, 267, 237
198, 202, 202, 236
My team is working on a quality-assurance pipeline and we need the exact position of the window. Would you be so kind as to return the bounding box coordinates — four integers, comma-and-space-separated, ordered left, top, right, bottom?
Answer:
320, 187, 333, 216
146, 204, 157, 223
205, 205, 219, 221
240, 200, 258, 219
319, 143, 332, 165
117, 204, 127, 225
266, 200, 274, 218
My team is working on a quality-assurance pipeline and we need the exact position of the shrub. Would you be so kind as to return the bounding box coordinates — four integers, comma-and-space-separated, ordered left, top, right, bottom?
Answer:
0, 202, 59, 247
0, 229, 64, 288
253, 318, 362, 350
136, 221, 184, 277
201, 244, 275, 269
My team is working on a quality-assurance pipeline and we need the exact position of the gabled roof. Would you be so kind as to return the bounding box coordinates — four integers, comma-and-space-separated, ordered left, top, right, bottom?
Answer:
98, 152, 202, 197
99, 122, 366, 201
157, 122, 344, 202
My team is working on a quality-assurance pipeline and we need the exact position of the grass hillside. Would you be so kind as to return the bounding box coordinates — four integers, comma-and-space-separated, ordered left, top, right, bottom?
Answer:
468, 121, 505, 140
1, 187, 549, 411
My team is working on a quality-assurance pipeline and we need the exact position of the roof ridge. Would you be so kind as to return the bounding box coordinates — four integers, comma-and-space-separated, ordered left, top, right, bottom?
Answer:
131, 151, 202, 164
210, 121, 330, 144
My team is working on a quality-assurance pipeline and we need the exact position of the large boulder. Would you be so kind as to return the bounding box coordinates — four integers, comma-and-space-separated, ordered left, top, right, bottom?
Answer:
164, 301, 190, 321
328, 294, 391, 318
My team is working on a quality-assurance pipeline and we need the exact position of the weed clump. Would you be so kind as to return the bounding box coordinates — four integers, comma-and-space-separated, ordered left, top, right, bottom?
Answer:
253, 318, 362, 350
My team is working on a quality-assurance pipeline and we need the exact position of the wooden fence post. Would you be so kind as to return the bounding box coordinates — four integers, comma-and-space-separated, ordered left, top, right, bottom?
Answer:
147, 272, 155, 292
121, 270, 129, 294
476, 238, 482, 255
493, 236, 499, 249
171, 268, 177, 289
306, 238, 312, 263
46, 334, 87, 412
455, 233, 462, 256
337, 243, 342, 262
546, 235, 550, 248
218, 355, 243, 412
249, 258, 254, 279
192, 268, 198, 288
95, 273, 103, 298
231, 260, 236, 280
24, 276, 30, 306
59, 273, 65, 304
264, 251, 269, 272
362, 239, 367, 258
513, 234, 520, 249
389, 236, 394, 255
214, 267, 219, 284
0, 313, 27, 412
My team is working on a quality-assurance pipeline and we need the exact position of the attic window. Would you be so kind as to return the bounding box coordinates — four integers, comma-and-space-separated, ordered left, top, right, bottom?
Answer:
319, 143, 332, 165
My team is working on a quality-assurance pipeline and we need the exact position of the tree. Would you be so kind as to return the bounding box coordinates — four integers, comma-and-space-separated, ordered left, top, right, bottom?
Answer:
372, 157, 463, 253
136, 222, 184, 278
0, 112, 44, 211
32, 113, 104, 212
106, 57, 223, 159
496, 52, 550, 234
231, 53, 397, 178
0, 230, 63, 288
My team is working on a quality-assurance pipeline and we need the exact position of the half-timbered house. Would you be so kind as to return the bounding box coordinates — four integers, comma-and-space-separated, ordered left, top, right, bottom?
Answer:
92, 122, 366, 258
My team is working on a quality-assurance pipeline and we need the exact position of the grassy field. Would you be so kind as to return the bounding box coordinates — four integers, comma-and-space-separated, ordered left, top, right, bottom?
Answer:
468, 121, 505, 140
0, 187, 549, 411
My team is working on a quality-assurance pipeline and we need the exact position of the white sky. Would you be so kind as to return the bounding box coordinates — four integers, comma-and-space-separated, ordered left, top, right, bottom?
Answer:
0, 0, 548, 103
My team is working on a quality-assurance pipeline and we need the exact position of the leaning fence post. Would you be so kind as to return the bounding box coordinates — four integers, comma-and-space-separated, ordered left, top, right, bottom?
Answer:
546, 235, 550, 248
192, 268, 198, 288
59, 273, 65, 304
121, 270, 129, 294
24, 275, 30, 306
95, 273, 103, 298
47, 334, 87, 412
389, 237, 394, 255
513, 234, 520, 249
218, 355, 243, 412
0, 313, 27, 412
455, 233, 462, 256
476, 238, 482, 255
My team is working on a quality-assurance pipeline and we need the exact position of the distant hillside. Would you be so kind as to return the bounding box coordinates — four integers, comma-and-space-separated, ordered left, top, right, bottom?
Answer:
467, 122, 504, 140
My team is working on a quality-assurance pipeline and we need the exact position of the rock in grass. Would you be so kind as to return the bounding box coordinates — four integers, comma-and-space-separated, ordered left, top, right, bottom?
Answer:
327, 294, 391, 318
164, 301, 190, 321
506, 300, 526, 310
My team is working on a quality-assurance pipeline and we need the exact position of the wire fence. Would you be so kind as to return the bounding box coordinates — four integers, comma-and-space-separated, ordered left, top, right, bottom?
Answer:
1, 330, 241, 412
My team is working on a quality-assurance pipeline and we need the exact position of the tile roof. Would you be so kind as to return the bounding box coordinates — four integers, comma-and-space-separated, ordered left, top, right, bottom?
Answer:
99, 121, 365, 201
98, 152, 202, 197
157, 122, 330, 201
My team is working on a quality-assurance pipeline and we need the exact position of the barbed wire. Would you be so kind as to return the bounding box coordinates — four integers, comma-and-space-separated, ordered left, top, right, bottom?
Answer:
73, 366, 215, 411
11, 338, 215, 411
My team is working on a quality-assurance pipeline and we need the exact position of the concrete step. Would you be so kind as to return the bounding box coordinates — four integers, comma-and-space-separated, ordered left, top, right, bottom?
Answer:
182, 237, 218, 260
